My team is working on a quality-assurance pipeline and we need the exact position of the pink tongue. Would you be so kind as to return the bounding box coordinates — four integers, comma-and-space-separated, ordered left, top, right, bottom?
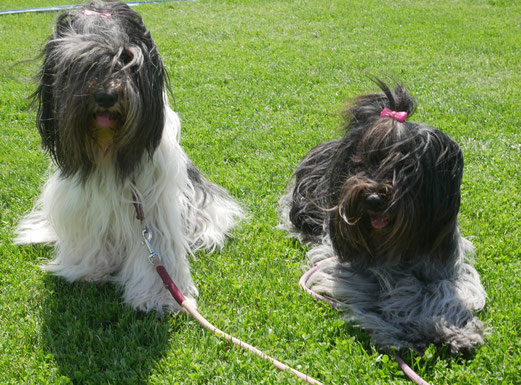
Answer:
370, 216, 389, 229
96, 112, 114, 127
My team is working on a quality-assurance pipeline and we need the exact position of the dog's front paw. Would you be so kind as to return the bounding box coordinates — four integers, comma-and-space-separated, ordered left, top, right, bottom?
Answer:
124, 285, 197, 314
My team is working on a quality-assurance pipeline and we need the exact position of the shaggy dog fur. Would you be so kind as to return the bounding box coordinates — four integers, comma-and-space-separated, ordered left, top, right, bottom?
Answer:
279, 80, 486, 352
15, 1, 243, 312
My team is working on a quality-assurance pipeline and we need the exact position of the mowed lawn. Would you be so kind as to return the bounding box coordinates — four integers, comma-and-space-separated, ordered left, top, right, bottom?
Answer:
1, 0, 520, 384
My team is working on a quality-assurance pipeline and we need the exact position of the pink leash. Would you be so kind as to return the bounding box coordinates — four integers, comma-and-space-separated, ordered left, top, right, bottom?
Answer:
130, 183, 322, 385
394, 355, 431, 385
298, 265, 338, 309
299, 262, 432, 385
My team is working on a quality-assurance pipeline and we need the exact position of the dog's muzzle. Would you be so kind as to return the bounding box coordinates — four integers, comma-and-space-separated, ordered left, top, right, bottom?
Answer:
93, 90, 122, 129
365, 193, 385, 211
365, 193, 390, 229
94, 90, 118, 108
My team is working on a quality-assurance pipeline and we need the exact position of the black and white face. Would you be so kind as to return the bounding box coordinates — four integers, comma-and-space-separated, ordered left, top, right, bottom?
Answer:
35, 1, 167, 181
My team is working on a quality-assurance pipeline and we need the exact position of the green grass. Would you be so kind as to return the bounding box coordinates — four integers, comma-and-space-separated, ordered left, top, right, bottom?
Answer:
1, 0, 520, 384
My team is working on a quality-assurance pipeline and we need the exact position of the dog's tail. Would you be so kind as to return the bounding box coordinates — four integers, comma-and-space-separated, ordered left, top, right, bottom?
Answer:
343, 78, 417, 130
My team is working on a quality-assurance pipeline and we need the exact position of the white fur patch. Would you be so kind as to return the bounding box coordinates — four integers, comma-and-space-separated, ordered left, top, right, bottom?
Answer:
15, 106, 243, 312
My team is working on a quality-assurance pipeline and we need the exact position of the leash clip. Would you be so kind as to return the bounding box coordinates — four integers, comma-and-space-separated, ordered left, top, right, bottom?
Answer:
142, 226, 161, 265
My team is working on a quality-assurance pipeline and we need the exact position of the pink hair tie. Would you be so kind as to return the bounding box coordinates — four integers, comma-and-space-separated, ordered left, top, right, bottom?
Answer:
380, 107, 407, 122
82, 9, 111, 18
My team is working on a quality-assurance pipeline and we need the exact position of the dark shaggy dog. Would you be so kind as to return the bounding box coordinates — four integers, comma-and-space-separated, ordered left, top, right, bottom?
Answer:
279, 81, 486, 352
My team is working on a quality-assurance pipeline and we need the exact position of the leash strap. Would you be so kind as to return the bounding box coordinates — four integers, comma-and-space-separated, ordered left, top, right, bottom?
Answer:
130, 181, 323, 385
155, 264, 186, 305
395, 354, 431, 385
298, 264, 338, 309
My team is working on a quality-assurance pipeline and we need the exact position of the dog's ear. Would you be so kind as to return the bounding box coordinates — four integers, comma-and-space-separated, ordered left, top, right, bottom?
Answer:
32, 24, 67, 166
32, 10, 79, 166
139, 29, 168, 157
426, 130, 463, 216
419, 129, 464, 256
114, 32, 167, 179
104, 2, 169, 179
132, 9, 168, 159
33, 56, 56, 158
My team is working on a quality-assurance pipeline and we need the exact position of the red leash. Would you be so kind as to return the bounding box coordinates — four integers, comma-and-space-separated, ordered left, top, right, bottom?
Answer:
130, 182, 323, 385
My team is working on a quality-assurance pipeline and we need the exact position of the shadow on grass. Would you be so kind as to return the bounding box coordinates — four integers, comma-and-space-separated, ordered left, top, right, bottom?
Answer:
40, 275, 178, 384
341, 319, 480, 361
341, 322, 373, 351
336, 309, 481, 381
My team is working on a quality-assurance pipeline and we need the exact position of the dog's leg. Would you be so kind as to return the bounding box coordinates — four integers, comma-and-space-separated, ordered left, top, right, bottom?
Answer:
184, 162, 243, 252
14, 208, 57, 245
278, 140, 340, 243
14, 173, 59, 245
115, 238, 198, 312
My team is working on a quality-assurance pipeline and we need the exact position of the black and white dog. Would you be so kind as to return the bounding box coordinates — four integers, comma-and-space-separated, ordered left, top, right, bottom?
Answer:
279, 80, 486, 352
15, 1, 243, 312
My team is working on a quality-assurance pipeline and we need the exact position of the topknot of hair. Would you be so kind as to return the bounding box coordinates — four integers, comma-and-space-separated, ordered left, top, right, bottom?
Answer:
343, 78, 417, 131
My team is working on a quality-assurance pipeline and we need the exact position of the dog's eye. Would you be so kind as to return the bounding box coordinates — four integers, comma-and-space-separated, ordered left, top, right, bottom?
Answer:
120, 50, 132, 66
377, 186, 391, 196
119, 47, 143, 70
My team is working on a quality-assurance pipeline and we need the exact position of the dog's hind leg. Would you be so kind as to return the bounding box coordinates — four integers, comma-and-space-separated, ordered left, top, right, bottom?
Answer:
184, 162, 243, 252
14, 208, 57, 245
278, 140, 340, 243
14, 174, 59, 245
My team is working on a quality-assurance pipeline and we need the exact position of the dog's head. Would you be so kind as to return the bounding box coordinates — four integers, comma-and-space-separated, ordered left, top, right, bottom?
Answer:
328, 80, 463, 269
34, 1, 167, 181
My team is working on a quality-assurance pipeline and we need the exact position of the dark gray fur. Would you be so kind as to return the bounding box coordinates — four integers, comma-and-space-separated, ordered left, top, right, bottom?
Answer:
34, 0, 167, 181
278, 81, 486, 352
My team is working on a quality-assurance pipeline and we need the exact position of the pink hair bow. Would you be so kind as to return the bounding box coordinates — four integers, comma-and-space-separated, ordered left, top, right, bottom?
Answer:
380, 108, 407, 122
82, 9, 111, 18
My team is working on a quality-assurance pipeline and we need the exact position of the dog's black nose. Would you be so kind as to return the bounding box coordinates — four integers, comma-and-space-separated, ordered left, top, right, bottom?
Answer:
94, 91, 118, 108
365, 193, 384, 211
